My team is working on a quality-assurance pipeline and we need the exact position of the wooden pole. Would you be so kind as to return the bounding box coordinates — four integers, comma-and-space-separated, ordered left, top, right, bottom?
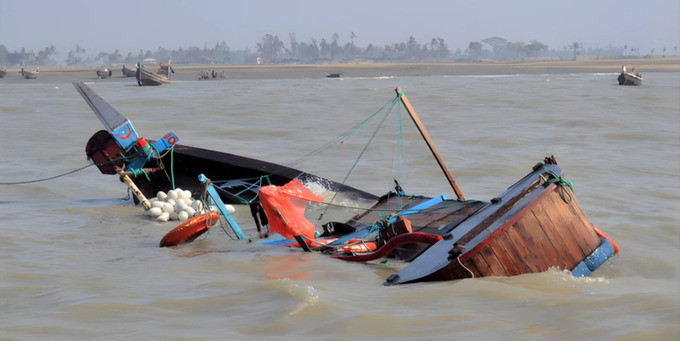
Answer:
115, 166, 152, 209
395, 87, 465, 201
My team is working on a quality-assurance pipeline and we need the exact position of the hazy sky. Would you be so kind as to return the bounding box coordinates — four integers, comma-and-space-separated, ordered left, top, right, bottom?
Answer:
1, 0, 678, 58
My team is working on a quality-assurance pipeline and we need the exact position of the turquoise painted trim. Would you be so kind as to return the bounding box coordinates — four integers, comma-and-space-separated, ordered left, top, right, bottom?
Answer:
395, 194, 447, 218
571, 237, 615, 277
198, 174, 247, 240
571, 262, 592, 277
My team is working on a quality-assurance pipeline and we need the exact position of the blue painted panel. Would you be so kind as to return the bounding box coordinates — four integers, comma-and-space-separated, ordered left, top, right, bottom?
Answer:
153, 132, 178, 153
571, 238, 615, 277
198, 174, 248, 240
112, 121, 139, 151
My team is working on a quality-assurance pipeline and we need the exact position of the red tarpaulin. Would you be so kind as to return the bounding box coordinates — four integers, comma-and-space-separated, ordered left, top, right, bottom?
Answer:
258, 179, 324, 240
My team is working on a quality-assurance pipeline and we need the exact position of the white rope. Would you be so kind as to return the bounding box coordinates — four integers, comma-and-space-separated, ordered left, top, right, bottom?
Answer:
457, 254, 475, 278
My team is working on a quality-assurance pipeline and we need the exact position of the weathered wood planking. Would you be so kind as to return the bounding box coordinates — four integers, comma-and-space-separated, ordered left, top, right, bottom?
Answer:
453, 184, 602, 278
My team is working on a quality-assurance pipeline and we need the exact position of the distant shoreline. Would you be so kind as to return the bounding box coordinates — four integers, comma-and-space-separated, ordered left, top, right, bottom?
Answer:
4, 57, 678, 81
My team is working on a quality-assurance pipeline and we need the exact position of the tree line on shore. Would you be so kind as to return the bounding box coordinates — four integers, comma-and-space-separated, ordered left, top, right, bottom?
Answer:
1, 33, 675, 67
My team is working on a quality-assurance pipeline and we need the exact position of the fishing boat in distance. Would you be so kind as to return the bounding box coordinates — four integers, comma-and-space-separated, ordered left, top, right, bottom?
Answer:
618, 65, 642, 85
135, 58, 172, 86
121, 64, 137, 77
96, 67, 113, 79
326, 73, 342, 78
19, 67, 39, 79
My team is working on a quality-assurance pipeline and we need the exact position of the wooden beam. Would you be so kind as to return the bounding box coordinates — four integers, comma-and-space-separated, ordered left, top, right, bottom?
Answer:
395, 87, 465, 201
116, 166, 151, 209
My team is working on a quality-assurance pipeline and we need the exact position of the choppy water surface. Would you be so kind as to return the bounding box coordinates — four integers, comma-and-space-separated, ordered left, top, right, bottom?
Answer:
1, 69, 679, 340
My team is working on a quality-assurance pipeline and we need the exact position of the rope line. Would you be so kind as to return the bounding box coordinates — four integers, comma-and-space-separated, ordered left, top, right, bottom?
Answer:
0, 162, 95, 185
457, 254, 475, 278
544, 171, 574, 204
285, 97, 399, 169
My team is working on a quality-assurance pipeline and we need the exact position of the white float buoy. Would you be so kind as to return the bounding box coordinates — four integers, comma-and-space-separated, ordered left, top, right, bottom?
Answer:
148, 207, 163, 217
175, 200, 188, 212
167, 190, 178, 201
157, 212, 170, 222
149, 189, 213, 223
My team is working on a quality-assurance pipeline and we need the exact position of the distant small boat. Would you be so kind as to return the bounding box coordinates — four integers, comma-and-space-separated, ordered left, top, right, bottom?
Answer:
121, 65, 137, 77
135, 59, 172, 86
326, 73, 342, 78
618, 66, 642, 85
0, 68, 6, 78
197, 70, 226, 80
96, 68, 113, 79
19, 67, 39, 79
136, 68, 170, 86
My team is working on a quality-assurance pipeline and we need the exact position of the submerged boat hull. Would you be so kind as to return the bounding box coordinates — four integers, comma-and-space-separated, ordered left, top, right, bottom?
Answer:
384, 161, 614, 285
131, 143, 377, 205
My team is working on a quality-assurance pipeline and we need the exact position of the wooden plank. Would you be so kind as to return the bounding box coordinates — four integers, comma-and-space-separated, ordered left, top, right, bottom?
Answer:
479, 243, 508, 276
545, 191, 597, 258
467, 253, 490, 277
512, 218, 556, 271
518, 206, 565, 271
563, 194, 601, 251
505, 220, 541, 273
529, 203, 582, 269
533, 190, 587, 260
488, 235, 515, 275
493, 231, 531, 275
542, 193, 591, 262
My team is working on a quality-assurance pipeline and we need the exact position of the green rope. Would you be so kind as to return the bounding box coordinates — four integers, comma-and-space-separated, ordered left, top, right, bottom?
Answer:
129, 168, 151, 181
209, 174, 275, 204
544, 171, 574, 204
286, 97, 398, 169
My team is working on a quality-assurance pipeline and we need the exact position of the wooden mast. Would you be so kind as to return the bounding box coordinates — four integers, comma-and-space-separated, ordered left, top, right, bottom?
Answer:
395, 87, 465, 201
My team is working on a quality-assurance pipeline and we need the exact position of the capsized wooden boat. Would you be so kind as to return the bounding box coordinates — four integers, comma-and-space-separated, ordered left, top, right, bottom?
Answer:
73, 81, 377, 206
618, 65, 642, 85
382, 156, 617, 284
255, 87, 618, 285
19, 67, 39, 79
